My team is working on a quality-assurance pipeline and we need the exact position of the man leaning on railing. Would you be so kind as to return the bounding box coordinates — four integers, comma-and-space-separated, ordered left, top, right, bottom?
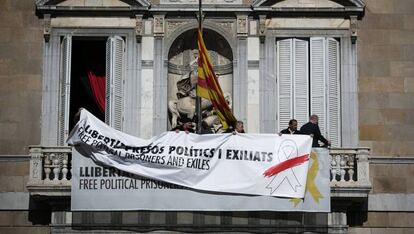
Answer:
300, 115, 331, 148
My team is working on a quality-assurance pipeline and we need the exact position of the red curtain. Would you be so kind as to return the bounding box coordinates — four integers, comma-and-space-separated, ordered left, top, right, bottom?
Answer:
87, 71, 106, 113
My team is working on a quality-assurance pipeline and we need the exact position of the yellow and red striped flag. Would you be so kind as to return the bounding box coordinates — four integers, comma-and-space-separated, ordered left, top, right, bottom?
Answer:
196, 29, 237, 129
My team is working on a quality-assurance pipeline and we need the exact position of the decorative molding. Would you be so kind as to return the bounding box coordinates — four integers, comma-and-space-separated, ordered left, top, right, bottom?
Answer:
350, 15, 357, 44
43, 14, 51, 42
163, 20, 236, 59
160, 0, 242, 4
0, 155, 30, 162
369, 156, 414, 164
153, 15, 165, 37
215, 21, 234, 35
36, 0, 150, 7
251, 0, 365, 8
166, 21, 189, 38
236, 15, 248, 38
135, 15, 144, 43
258, 15, 266, 43
331, 186, 371, 198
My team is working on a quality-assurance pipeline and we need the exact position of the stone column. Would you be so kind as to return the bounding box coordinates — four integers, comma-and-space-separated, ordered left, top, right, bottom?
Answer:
259, 16, 277, 133
153, 14, 167, 135
123, 16, 143, 137
235, 14, 248, 123
41, 33, 60, 146
341, 35, 359, 147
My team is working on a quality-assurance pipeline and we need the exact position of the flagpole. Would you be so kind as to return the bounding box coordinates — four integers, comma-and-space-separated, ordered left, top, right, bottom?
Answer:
195, 0, 203, 134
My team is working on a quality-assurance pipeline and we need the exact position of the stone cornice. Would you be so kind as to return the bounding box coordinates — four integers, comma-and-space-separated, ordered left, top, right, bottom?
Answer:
149, 5, 250, 12
252, 0, 365, 8
36, 0, 150, 7
0, 155, 30, 162
251, 7, 364, 18
35, 2, 364, 18
369, 156, 414, 164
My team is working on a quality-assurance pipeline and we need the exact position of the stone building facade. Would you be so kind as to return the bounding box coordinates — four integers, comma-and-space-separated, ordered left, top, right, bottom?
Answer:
0, 0, 413, 233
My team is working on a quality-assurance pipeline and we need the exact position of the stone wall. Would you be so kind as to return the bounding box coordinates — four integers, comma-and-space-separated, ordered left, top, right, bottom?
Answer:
0, 160, 49, 233
357, 0, 414, 232
0, 0, 43, 155
359, 0, 414, 157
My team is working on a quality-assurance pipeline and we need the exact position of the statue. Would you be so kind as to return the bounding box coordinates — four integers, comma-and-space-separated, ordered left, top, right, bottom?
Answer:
168, 49, 232, 133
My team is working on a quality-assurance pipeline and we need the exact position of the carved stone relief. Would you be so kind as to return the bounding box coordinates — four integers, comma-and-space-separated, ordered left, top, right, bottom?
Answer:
166, 21, 191, 38
350, 15, 358, 44
154, 15, 165, 37
237, 15, 248, 37
43, 14, 51, 42
135, 15, 143, 43
214, 21, 235, 35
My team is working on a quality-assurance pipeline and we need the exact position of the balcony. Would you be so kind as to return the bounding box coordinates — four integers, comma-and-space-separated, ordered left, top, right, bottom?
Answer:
329, 148, 372, 198
26, 146, 372, 198
26, 146, 72, 196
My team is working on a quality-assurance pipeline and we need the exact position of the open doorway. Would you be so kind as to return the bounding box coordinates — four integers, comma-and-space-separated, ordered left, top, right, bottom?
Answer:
69, 37, 106, 131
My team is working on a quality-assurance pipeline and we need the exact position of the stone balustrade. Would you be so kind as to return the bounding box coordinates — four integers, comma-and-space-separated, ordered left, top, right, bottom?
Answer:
26, 145, 72, 196
329, 147, 371, 198
26, 146, 371, 198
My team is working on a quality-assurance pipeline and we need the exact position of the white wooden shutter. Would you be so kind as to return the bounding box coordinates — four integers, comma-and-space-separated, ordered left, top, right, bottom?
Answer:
310, 37, 326, 136
58, 35, 72, 146
277, 39, 293, 132
326, 38, 341, 146
293, 39, 309, 129
106, 36, 125, 130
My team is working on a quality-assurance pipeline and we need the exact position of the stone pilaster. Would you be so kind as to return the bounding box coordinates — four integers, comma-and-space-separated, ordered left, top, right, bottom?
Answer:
234, 14, 248, 123
153, 14, 167, 135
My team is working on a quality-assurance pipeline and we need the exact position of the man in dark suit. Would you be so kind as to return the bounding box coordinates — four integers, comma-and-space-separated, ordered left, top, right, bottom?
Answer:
300, 115, 330, 147
226, 120, 245, 134
172, 117, 195, 133
280, 119, 301, 135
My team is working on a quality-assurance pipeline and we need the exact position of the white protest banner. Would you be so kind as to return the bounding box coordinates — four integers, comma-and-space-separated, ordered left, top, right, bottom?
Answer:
68, 109, 312, 198
71, 148, 330, 211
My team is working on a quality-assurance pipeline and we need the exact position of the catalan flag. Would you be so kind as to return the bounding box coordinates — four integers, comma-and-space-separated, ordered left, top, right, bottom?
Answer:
196, 29, 237, 129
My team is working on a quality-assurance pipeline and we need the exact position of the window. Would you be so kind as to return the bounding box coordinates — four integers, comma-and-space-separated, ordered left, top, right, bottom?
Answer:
276, 37, 341, 146
58, 35, 125, 145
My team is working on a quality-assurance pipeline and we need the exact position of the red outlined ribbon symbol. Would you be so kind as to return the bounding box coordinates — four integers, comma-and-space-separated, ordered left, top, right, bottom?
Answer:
264, 139, 309, 195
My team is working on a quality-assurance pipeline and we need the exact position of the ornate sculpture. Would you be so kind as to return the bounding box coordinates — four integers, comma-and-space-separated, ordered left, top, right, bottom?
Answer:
168, 52, 232, 133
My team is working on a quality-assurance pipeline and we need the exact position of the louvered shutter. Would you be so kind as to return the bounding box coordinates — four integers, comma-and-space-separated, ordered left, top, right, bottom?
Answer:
277, 39, 293, 132
106, 36, 125, 130
310, 37, 327, 136
58, 35, 72, 146
326, 38, 341, 146
293, 39, 309, 129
